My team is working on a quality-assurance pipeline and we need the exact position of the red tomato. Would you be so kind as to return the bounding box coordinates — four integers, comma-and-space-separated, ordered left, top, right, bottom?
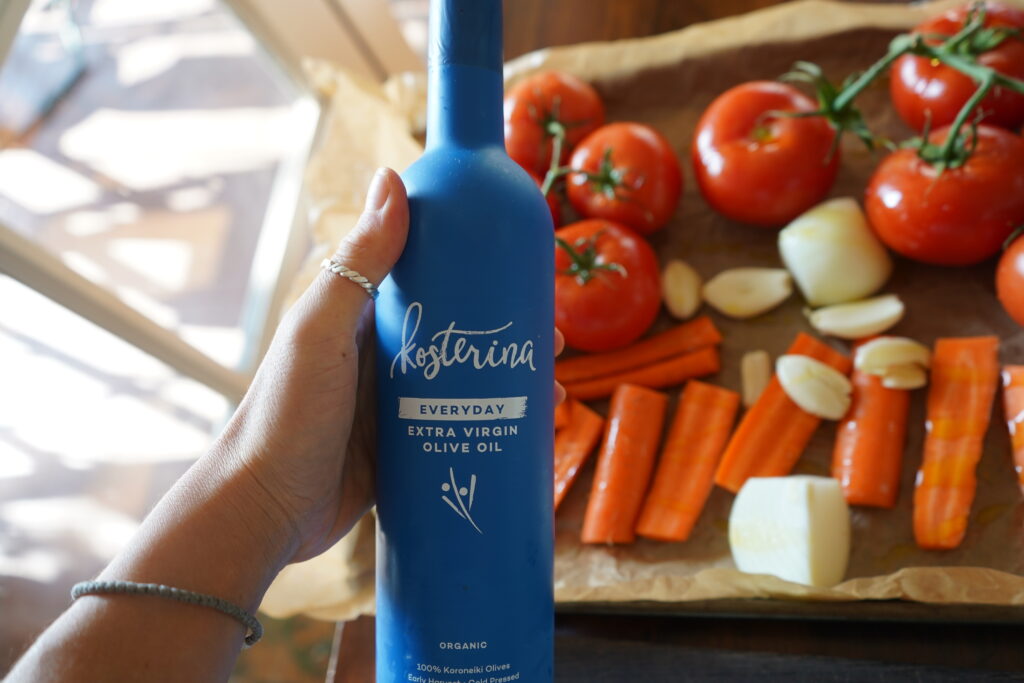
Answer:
504, 71, 605, 177
890, 2, 1024, 132
527, 170, 561, 228
997, 235, 1024, 326
554, 219, 661, 352
691, 81, 839, 228
864, 125, 1024, 266
566, 123, 682, 235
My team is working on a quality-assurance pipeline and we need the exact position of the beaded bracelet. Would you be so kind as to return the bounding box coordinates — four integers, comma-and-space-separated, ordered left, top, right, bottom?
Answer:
71, 580, 263, 647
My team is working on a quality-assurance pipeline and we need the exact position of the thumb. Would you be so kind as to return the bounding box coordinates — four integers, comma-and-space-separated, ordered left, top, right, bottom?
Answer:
294, 168, 409, 337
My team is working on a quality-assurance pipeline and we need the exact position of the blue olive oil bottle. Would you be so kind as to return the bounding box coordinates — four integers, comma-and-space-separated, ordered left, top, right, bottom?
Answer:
373, 0, 555, 681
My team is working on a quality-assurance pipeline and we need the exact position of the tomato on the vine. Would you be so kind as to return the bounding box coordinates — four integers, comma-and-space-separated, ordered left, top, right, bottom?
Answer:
997, 235, 1024, 327
504, 71, 605, 177
890, 2, 1024, 132
864, 124, 1024, 266
566, 123, 682, 236
554, 219, 661, 352
691, 81, 839, 228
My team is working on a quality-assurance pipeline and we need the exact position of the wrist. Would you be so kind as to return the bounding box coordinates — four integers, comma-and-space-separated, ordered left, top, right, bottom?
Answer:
100, 453, 296, 613
203, 456, 302, 576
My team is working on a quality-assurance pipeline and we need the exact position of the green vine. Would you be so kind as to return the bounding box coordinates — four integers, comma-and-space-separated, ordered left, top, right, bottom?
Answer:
782, 1, 1024, 169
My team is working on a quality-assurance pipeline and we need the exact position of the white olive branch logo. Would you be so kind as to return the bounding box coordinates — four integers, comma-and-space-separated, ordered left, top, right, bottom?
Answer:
441, 468, 481, 534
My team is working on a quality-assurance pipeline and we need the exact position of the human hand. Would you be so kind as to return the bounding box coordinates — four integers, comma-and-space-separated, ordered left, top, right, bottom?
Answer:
217, 167, 409, 564
7, 167, 567, 683
215, 167, 565, 566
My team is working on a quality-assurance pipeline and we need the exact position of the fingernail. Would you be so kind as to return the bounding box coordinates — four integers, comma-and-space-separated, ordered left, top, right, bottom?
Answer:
364, 168, 390, 212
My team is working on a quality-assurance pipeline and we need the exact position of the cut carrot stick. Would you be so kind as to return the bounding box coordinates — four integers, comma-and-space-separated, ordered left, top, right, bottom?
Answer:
1001, 365, 1024, 495
554, 400, 572, 431
581, 384, 669, 544
635, 380, 740, 541
831, 341, 911, 508
714, 332, 851, 494
914, 336, 999, 550
556, 316, 722, 384
564, 346, 720, 401
554, 400, 605, 510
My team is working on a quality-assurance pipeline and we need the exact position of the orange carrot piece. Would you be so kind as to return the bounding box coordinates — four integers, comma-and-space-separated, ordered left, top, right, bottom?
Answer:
581, 384, 669, 544
1001, 365, 1024, 495
714, 332, 851, 494
564, 346, 720, 401
635, 381, 740, 541
556, 317, 722, 384
554, 400, 572, 431
914, 336, 999, 550
554, 400, 605, 510
831, 342, 911, 508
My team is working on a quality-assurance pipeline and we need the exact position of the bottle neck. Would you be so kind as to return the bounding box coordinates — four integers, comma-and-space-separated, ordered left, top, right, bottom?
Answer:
426, 0, 504, 150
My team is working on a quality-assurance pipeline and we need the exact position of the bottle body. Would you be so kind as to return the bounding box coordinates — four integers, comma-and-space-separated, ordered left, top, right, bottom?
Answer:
374, 55, 555, 682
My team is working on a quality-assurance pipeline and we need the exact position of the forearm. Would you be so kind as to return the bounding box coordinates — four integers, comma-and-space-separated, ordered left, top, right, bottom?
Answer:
6, 451, 294, 683
8, 168, 408, 682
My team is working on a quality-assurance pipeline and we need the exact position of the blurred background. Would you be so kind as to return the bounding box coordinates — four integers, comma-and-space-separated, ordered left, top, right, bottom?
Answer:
0, 1, 894, 680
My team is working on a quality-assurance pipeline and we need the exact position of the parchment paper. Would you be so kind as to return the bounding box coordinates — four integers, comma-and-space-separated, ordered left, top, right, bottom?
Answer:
261, 0, 1024, 622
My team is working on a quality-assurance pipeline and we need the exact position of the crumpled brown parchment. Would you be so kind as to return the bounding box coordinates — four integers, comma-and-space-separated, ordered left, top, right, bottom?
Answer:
261, 0, 1024, 623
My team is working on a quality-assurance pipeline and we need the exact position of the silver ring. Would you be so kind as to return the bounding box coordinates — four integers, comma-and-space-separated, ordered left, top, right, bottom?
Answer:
320, 258, 379, 300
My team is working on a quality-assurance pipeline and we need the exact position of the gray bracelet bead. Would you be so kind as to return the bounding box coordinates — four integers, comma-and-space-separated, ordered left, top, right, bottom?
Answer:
71, 580, 263, 647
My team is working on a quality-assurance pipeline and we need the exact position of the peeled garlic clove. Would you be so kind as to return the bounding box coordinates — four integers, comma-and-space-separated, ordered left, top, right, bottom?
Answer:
855, 336, 931, 375
776, 354, 852, 420
778, 197, 892, 307
881, 363, 928, 390
662, 259, 702, 320
702, 268, 792, 319
742, 350, 771, 408
729, 476, 851, 588
806, 294, 905, 340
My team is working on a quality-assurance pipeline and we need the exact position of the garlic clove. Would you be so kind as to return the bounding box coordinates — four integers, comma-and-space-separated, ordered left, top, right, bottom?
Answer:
661, 259, 702, 320
880, 363, 928, 390
776, 354, 852, 420
702, 268, 792, 319
806, 294, 905, 340
729, 475, 851, 588
778, 197, 892, 307
854, 336, 931, 375
741, 350, 771, 408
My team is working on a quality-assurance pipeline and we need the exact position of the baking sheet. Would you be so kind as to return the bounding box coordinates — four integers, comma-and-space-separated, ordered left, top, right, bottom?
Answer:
260, 0, 1024, 623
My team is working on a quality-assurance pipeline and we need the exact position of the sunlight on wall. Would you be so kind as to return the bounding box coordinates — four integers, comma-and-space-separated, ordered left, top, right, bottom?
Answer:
88, 0, 217, 28
0, 279, 228, 468
108, 238, 194, 292
59, 107, 296, 191
116, 31, 256, 87
0, 441, 35, 480
0, 497, 140, 562
0, 550, 63, 584
63, 203, 142, 237
0, 149, 102, 214
165, 182, 220, 213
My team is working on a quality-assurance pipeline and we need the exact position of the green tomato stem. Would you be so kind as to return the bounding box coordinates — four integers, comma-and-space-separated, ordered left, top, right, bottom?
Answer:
831, 45, 908, 113
541, 120, 567, 196
554, 234, 625, 285
923, 43, 1024, 94
936, 75, 994, 166
941, 3, 987, 53
801, 5, 1024, 168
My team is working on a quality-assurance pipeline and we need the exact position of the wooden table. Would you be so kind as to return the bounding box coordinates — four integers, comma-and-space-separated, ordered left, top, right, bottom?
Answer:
331, 611, 1024, 681
329, 1, 1024, 680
